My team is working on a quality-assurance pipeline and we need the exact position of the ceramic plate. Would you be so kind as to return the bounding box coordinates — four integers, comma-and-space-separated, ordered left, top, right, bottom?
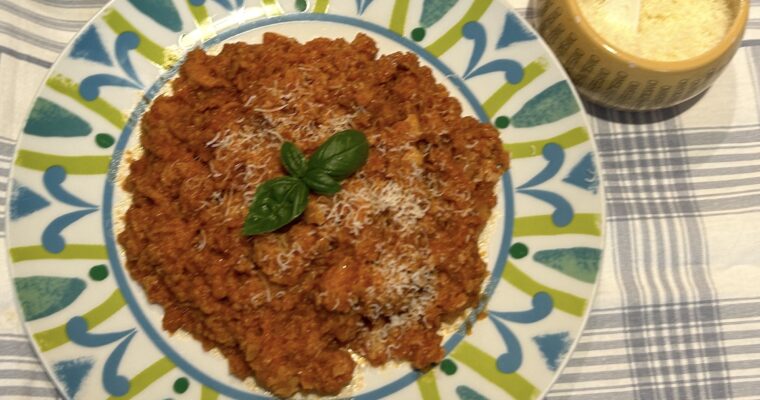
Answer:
7, 0, 603, 399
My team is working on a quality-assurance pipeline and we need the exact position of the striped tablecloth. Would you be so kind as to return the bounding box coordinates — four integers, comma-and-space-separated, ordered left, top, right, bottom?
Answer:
2, 1, 760, 399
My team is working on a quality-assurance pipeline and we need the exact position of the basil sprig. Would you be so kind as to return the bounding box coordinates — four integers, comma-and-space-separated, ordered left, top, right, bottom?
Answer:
242, 130, 369, 236
242, 177, 309, 235
280, 142, 307, 178
307, 129, 370, 180
303, 169, 342, 195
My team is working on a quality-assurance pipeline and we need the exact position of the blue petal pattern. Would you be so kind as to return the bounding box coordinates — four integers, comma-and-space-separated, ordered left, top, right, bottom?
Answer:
489, 292, 554, 373
512, 81, 580, 127
53, 358, 95, 399
41, 166, 98, 253
191, 0, 245, 9
24, 98, 92, 137
10, 182, 50, 220
520, 189, 574, 227
466, 59, 524, 84
115, 32, 142, 85
213, 0, 233, 9
102, 331, 137, 396
420, 0, 458, 28
564, 152, 599, 193
44, 166, 96, 208
519, 143, 564, 189
462, 21, 523, 84
489, 315, 522, 373
497, 12, 536, 48
66, 317, 138, 396
215, 0, 245, 10
79, 74, 142, 101
66, 317, 134, 346
517, 143, 574, 226
70, 26, 112, 66
14, 277, 86, 321
78, 31, 143, 102
456, 385, 489, 400
462, 22, 487, 77
534, 247, 601, 283
42, 209, 98, 253
355, 0, 376, 14
127, 0, 182, 32
490, 292, 553, 322
533, 332, 571, 371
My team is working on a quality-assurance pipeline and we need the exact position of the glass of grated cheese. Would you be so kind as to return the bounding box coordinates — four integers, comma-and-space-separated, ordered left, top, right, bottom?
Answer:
535, 0, 749, 110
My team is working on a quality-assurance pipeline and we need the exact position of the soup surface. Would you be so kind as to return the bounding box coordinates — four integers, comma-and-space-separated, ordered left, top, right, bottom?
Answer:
119, 33, 508, 397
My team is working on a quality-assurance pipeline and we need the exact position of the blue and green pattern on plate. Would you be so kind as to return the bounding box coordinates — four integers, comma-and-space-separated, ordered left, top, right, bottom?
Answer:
7, 0, 603, 399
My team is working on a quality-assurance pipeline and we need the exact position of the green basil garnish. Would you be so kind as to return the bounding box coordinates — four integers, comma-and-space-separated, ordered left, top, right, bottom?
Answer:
281, 142, 307, 178
242, 176, 309, 235
242, 130, 369, 236
303, 169, 341, 195
307, 129, 369, 180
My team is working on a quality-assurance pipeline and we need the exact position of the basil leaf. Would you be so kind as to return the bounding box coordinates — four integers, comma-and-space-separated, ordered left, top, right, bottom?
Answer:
281, 142, 307, 178
243, 130, 370, 237
302, 169, 341, 195
307, 129, 369, 180
242, 176, 309, 235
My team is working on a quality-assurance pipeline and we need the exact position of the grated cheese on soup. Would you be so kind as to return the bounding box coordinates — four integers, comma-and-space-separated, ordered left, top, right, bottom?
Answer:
118, 33, 508, 398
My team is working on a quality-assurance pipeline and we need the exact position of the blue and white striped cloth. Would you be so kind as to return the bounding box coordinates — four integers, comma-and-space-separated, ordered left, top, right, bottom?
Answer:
2, 1, 760, 399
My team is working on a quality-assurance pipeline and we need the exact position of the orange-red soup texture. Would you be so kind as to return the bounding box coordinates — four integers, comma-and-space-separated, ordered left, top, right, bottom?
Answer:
119, 33, 509, 397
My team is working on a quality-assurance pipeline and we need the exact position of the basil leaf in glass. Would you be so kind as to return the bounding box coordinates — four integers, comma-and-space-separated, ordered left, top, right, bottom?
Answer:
302, 169, 341, 195
242, 176, 309, 235
280, 141, 308, 178
307, 129, 369, 180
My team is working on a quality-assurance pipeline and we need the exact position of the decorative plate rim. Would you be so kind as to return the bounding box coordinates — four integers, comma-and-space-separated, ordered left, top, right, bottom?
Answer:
518, 4, 607, 397
101, 12, 516, 399
5, 1, 606, 398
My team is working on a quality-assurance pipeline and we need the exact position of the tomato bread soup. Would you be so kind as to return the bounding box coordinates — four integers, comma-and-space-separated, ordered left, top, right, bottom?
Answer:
118, 33, 508, 397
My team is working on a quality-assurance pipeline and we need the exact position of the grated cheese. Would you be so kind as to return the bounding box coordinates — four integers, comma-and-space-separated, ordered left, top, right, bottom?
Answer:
363, 247, 439, 335
195, 70, 482, 369
275, 242, 303, 272
324, 180, 431, 236
578, 0, 737, 61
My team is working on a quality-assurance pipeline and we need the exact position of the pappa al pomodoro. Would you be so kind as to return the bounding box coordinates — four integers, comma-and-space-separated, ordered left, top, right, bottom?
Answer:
118, 33, 508, 397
